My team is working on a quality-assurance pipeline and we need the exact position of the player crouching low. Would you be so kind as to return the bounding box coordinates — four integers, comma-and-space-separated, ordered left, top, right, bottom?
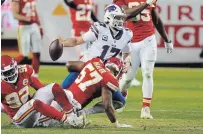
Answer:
1, 55, 86, 128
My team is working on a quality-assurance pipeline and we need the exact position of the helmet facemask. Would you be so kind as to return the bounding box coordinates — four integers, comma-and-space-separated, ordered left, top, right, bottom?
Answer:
1, 61, 18, 83
104, 4, 126, 31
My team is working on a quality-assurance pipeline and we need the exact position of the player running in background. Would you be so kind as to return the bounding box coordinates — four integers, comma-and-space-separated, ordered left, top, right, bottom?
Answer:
114, 0, 174, 119
64, 0, 98, 53
1, 55, 86, 128
11, 0, 42, 78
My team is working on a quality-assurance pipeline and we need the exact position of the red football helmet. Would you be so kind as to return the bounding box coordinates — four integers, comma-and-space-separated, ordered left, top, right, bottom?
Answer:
105, 57, 123, 79
1, 55, 18, 83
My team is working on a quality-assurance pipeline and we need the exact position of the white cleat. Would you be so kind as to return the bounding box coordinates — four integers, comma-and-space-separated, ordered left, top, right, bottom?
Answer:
140, 107, 153, 119
130, 79, 141, 86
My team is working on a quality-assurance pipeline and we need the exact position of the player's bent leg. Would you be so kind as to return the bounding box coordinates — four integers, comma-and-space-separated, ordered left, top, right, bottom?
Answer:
61, 72, 79, 89
16, 25, 31, 64
31, 23, 42, 77
32, 53, 40, 77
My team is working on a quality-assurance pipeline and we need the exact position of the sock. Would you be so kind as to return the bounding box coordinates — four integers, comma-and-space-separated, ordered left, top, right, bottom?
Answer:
32, 53, 40, 74
33, 99, 67, 122
142, 98, 152, 107
61, 72, 79, 89
52, 84, 73, 113
15, 55, 26, 64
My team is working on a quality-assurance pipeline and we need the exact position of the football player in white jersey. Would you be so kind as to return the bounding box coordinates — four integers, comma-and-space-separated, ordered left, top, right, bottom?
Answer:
62, 4, 132, 62
61, 4, 133, 90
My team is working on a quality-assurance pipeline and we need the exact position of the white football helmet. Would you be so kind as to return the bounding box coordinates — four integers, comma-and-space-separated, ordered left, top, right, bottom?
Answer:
104, 4, 126, 30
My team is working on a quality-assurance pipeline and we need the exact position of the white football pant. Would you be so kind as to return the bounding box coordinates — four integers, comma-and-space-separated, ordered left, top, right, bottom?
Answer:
119, 34, 157, 98
18, 23, 42, 56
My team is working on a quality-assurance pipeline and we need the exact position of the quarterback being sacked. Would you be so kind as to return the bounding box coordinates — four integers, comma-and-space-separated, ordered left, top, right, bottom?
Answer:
60, 4, 132, 89
1, 55, 86, 128
64, 57, 132, 128
114, 0, 174, 118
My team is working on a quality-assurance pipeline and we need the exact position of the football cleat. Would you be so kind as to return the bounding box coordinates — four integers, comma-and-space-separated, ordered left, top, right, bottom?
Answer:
140, 107, 153, 119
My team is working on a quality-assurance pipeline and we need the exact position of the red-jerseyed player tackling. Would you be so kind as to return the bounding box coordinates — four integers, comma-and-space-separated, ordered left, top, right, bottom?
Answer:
1, 55, 86, 128
11, 0, 42, 78
114, 0, 174, 119
64, 57, 132, 128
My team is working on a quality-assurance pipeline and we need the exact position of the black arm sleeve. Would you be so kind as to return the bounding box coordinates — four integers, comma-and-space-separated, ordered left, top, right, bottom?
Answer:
91, 11, 99, 22
64, 0, 78, 10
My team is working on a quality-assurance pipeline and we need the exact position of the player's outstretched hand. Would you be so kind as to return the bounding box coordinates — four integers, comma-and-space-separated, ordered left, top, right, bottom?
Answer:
114, 121, 133, 128
164, 41, 173, 53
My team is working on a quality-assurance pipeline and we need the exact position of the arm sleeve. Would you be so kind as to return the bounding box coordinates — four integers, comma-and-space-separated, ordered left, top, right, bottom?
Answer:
82, 22, 99, 42
113, 0, 126, 6
122, 30, 133, 53
102, 72, 119, 92
26, 65, 44, 90
122, 43, 131, 53
64, 0, 78, 10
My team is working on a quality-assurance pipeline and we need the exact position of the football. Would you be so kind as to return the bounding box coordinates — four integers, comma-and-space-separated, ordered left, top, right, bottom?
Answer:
49, 39, 63, 61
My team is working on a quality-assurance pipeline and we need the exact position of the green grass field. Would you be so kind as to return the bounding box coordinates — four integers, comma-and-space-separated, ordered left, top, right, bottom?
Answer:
1, 66, 203, 134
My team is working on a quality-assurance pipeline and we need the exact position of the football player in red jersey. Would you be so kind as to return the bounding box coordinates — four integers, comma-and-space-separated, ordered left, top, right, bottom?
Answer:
64, 0, 98, 53
113, 0, 174, 119
1, 55, 86, 128
11, 0, 42, 78
64, 57, 132, 128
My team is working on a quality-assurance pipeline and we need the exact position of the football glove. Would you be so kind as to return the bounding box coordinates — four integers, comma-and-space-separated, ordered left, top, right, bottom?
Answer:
114, 121, 133, 128
164, 41, 174, 53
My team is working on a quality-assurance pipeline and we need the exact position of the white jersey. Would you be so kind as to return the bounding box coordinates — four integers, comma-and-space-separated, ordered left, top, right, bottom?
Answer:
81, 22, 133, 61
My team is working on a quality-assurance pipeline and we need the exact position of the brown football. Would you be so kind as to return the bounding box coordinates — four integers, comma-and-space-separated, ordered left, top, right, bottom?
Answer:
49, 39, 63, 61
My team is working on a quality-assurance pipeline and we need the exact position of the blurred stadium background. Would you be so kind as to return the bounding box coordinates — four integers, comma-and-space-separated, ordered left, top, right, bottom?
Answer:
1, 0, 203, 133
1, 0, 203, 66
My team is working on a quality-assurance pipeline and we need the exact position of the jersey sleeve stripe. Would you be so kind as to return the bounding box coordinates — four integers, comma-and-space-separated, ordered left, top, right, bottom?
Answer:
92, 24, 99, 34
90, 27, 98, 39
107, 82, 119, 91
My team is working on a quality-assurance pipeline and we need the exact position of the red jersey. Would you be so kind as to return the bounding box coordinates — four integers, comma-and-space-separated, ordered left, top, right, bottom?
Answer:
1, 65, 43, 118
68, 58, 119, 107
114, 0, 156, 42
69, 0, 94, 36
15, 0, 39, 25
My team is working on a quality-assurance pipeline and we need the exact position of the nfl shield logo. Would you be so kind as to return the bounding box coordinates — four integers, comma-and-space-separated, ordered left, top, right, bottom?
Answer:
102, 35, 108, 41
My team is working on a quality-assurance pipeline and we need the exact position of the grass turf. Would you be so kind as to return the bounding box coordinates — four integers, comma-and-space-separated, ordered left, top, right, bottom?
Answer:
1, 66, 203, 134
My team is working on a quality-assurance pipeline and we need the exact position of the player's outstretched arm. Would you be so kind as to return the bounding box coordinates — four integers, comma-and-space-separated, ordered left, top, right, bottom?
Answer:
66, 61, 85, 72
102, 86, 116, 123
102, 87, 133, 128
11, 0, 31, 22
151, 8, 173, 53
91, 11, 99, 22
114, 0, 156, 20
62, 36, 85, 47
64, 0, 79, 10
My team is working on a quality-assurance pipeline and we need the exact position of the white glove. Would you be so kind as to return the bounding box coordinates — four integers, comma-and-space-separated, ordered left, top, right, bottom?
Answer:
65, 113, 86, 128
122, 61, 131, 73
164, 41, 173, 53
114, 121, 133, 128
146, 0, 157, 6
